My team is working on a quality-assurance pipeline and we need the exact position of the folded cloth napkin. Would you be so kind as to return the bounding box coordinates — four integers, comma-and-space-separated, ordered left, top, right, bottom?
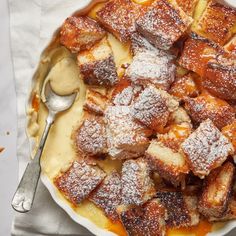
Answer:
9, 0, 94, 235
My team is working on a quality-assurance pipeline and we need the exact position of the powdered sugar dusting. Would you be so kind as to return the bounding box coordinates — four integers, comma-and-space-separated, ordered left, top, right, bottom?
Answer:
181, 119, 234, 178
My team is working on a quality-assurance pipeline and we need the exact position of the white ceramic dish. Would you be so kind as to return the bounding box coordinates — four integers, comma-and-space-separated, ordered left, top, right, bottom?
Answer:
28, 1, 236, 235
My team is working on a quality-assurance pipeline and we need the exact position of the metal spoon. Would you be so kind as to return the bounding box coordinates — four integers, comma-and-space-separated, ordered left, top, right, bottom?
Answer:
12, 82, 76, 213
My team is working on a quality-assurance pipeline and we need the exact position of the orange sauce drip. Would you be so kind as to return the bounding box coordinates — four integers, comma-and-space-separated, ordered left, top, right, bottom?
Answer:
167, 220, 212, 236
106, 220, 127, 236
32, 93, 40, 112
132, 0, 154, 6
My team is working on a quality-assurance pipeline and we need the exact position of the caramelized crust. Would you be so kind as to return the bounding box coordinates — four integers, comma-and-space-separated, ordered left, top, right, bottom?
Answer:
84, 88, 108, 115
222, 120, 236, 153
136, 0, 193, 50
146, 140, 189, 187
179, 33, 222, 76
176, 0, 198, 16
184, 92, 235, 129
195, 1, 236, 46
77, 37, 118, 87
121, 158, 156, 205
74, 116, 107, 156
60, 16, 105, 53
131, 86, 179, 132
105, 105, 151, 160
89, 172, 122, 221
198, 162, 235, 218
54, 160, 106, 205
169, 73, 199, 100
202, 53, 236, 100
157, 191, 199, 228
117, 199, 167, 236
96, 0, 146, 42
224, 35, 236, 55
126, 49, 176, 90
181, 119, 234, 178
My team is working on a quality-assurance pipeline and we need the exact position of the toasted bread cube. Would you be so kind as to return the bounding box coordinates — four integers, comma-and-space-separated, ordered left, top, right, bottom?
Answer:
60, 16, 106, 53
176, 0, 198, 16
117, 199, 167, 236
224, 35, 236, 55
54, 160, 106, 205
169, 107, 192, 125
131, 86, 179, 132
121, 158, 156, 205
179, 33, 222, 76
198, 162, 235, 218
105, 105, 151, 160
136, 0, 193, 50
97, 0, 146, 42
157, 191, 199, 228
77, 37, 118, 87
74, 116, 107, 156
222, 120, 236, 153
202, 53, 236, 100
169, 73, 199, 100
181, 119, 234, 178
126, 50, 176, 90
195, 2, 236, 46
184, 92, 235, 129
84, 88, 108, 115
146, 140, 189, 187
89, 172, 121, 221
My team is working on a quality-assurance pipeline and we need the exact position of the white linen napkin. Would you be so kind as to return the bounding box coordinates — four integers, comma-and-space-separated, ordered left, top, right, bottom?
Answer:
9, 0, 94, 235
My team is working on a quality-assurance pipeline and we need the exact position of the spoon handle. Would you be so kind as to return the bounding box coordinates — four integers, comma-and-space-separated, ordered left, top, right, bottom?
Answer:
11, 114, 54, 213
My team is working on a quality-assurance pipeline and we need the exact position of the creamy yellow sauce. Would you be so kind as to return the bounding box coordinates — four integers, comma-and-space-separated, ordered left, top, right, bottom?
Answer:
27, 0, 227, 235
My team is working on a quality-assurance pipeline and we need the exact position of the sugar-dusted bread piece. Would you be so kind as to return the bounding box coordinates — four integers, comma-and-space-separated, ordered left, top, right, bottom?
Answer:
224, 35, 236, 55
121, 158, 156, 205
89, 171, 121, 221
136, 0, 193, 50
156, 190, 199, 228
202, 53, 236, 100
194, 1, 236, 46
222, 120, 236, 154
77, 37, 118, 87
169, 73, 199, 100
198, 162, 235, 218
181, 119, 234, 178
74, 116, 107, 156
176, 0, 198, 16
117, 199, 167, 236
179, 32, 223, 76
131, 86, 179, 132
54, 160, 106, 205
84, 88, 108, 115
146, 140, 189, 187
60, 16, 106, 53
184, 92, 235, 129
126, 49, 176, 90
105, 105, 151, 160
96, 0, 146, 42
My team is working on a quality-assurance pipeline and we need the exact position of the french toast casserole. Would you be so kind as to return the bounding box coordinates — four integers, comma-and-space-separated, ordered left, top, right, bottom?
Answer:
30, 0, 236, 235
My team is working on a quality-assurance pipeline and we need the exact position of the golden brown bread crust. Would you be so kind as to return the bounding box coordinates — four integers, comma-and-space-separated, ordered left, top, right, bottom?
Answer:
89, 171, 122, 222
146, 140, 189, 187
136, 0, 193, 50
97, 0, 146, 42
54, 160, 106, 205
198, 162, 235, 218
184, 92, 235, 129
60, 16, 105, 53
202, 53, 236, 100
117, 199, 167, 236
156, 190, 199, 228
121, 158, 156, 206
224, 35, 236, 55
195, 1, 236, 46
176, 0, 198, 16
74, 116, 107, 156
178, 32, 223, 76
222, 120, 236, 153
130, 86, 179, 132
77, 38, 118, 87
169, 73, 199, 100
181, 119, 234, 178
